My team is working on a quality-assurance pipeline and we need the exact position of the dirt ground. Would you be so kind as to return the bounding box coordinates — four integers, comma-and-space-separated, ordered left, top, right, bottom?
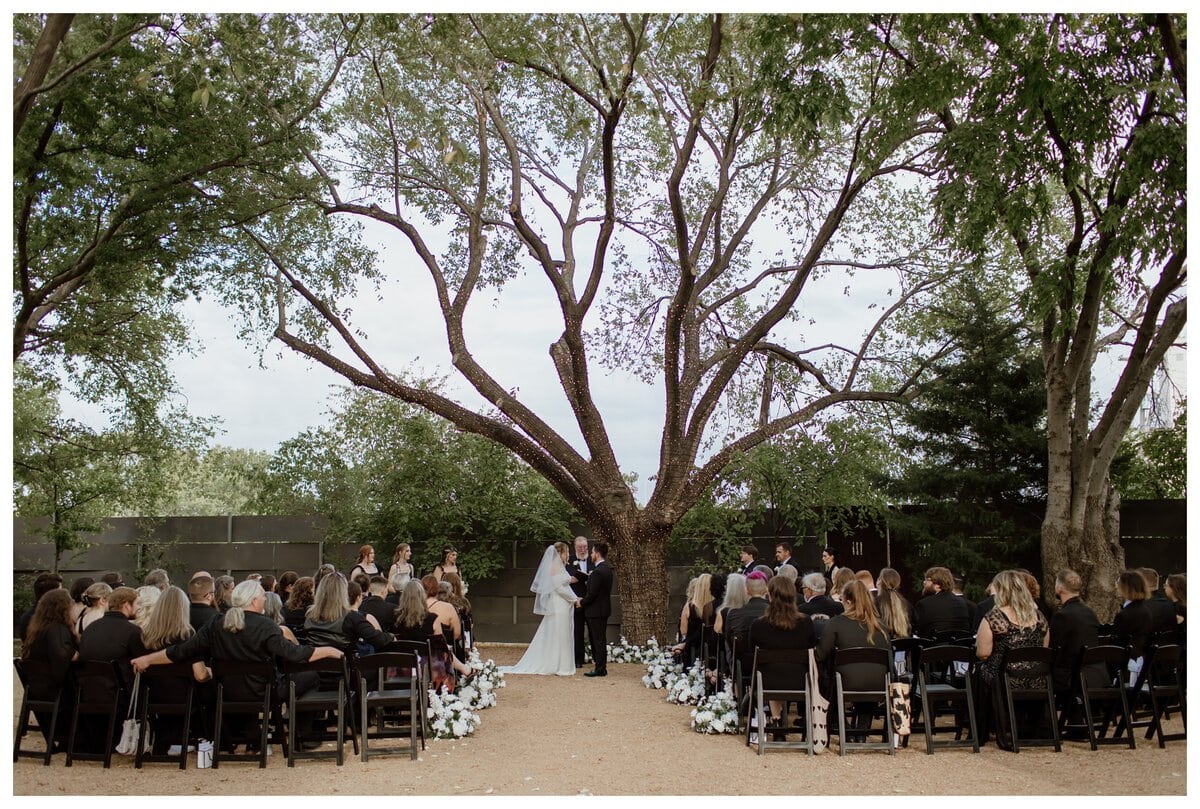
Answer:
10, 643, 1188, 797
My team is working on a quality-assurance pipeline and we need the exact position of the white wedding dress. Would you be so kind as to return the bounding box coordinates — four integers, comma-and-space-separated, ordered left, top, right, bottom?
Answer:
501, 546, 577, 676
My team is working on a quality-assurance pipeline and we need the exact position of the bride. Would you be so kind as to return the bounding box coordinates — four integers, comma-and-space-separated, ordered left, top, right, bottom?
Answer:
500, 542, 579, 676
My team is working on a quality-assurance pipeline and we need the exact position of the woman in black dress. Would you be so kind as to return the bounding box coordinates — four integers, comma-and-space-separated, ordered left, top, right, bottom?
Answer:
21, 589, 78, 748
139, 586, 211, 752
817, 579, 892, 739
749, 576, 815, 723
976, 570, 1049, 748
1112, 570, 1155, 680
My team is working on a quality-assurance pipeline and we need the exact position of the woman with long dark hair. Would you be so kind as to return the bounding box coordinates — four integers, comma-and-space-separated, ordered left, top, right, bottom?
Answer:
21, 589, 78, 748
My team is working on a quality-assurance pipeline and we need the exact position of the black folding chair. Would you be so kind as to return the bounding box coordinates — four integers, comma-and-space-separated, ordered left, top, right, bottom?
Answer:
66, 660, 124, 768
282, 655, 356, 766
211, 659, 283, 768
917, 644, 979, 754
890, 637, 925, 747
833, 646, 895, 756
13, 658, 67, 766
1142, 644, 1186, 748
355, 651, 426, 761
743, 648, 812, 755
1001, 646, 1061, 753
1061, 645, 1136, 750
135, 662, 199, 769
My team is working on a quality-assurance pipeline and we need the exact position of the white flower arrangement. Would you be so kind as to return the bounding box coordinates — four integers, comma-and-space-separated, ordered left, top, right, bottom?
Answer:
427, 688, 482, 739
582, 635, 661, 665
690, 683, 739, 734
666, 660, 707, 705
460, 648, 505, 710
641, 642, 684, 689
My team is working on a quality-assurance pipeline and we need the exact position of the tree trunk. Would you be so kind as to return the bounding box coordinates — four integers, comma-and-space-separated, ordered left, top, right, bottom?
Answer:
596, 518, 672, 646
1041, 476, 1124, 621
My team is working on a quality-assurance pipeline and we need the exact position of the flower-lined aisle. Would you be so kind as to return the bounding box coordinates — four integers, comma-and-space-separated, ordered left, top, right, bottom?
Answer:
426, 647, 506, 739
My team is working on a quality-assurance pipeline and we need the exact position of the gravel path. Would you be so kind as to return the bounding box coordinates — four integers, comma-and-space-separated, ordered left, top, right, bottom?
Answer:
12, 643, 1187, 796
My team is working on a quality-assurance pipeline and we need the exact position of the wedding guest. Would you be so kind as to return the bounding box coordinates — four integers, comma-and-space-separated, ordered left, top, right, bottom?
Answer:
442, 571, 473, 650
830, 568, 855, 603
750, 576, 815, 728
751, 564, 775, 581
259, 574, 276, 595
913, 566, 971, 638
142, 569, 170, 591
305, 573, 393, 653
134, 585, 161, 628
387, 544, 415, 594
713, 573, 749, 637
360, 575, 397, 630
855, 570, 876, 594
213, 575, 235, 613
261, 591, 299, 643
189, 570, 212, 582
67, 576, 95, 630
433, 546, 461, 583
393, 579, 473, 685
386, 571, 407, 606
725, 573, 771, 677
1165, 573, 1186, 631
282, 576, 316, 625
314, 563, 337, 587
776, 565, 798, 585
349, 545, 380, 580
351, 571, 372, 601
101, 571, 125, 589
672, 574, 714, 667
798, 572, 844, 619
1049, 569, 1106, 728
76, 581, 112, 636
274, 570, 298, 601
816, 580, 891, 740
976, 570, 1049, 749
20, 589, 77, 749
952, 573, 978, 628
187, 575, 221, 631
17, 572, 62, 647
139, 586, 212, 753
132, 581, 343, 753
1112, 571, 1154, 662
1138, 567, 1177, 634
77, 586, 146, 751
422, 574, 462, 643
875, 568, 913, 640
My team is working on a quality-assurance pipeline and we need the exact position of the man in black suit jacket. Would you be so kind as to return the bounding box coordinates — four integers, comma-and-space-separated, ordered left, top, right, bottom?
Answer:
913, 566, 971, 638
566, 536, 592, 667
774, 542, 801, 576
1139, 568, 1177, 634
797, 572, 844, 618
579, 541, 614, 676
737, 545, 759, 577
188, 575, 222, 632
77, 587, 146, 751
1049, 569, 1107, 697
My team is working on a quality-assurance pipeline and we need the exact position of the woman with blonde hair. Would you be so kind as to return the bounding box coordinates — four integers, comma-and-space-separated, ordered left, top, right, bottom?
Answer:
672, 573, 714, 667
134, 585, 161, 628
875, 568, 913, 639
76, 581, 112, 636
976, 570, 1049, 749
817, 579, 891, 741
139, 586, 211, 754
830, 568, 856, 603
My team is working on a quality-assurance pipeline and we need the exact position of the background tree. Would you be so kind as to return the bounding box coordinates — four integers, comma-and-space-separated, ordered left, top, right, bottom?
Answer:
239, 14, 954, 641
150, 446, 275, 516
253, 387, 579, 581
920, 14, 1186, 615
887, 278, 1047, 599
1110, 405, 1187, 500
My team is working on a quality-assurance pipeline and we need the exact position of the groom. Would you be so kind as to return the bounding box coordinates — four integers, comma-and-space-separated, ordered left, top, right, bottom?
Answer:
577, 541, 613, 677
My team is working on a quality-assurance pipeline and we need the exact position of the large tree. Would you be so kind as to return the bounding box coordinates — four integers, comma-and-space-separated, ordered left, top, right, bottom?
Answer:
921, 14, 1186, 616
237, 14, 955, 641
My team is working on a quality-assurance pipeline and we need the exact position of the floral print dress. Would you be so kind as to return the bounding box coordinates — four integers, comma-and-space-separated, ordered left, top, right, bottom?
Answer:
979, 608, 1048, 688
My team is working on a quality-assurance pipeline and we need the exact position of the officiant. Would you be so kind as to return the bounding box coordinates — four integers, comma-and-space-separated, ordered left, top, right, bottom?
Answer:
567, 536, 591, 668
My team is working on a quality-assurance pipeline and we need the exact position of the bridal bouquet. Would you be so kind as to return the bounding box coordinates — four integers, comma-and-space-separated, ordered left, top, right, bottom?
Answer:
427, 688, 482, 739
690, 683, 739, 734
666, 660, 707, 705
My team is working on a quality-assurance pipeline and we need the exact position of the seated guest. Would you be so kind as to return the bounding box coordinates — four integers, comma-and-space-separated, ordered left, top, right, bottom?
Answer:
442, 572, 474, 651
360, 575, 397, 630
142, 569, 170, 592
76, 582, 111, 636
274, 570, 298, 602
20, 589, 78, 749
17, 572, 62, 648
1049, 569, 1107, 729
134, 585, 161, 628
749, 576, 815, 729
393, 579, 473, 687
101, 571, 125, 589
187, 576, 221, 631
314, 563, 337, 587
776, 566, 798, 585
672, 574, 714, 667
952, 573, 978, 629
304, 573, 394, 654
913, 566, 971, 639
261, 592, 298, 643
386, 571, 407, 606
1112, 570, 1154, 680
855, 570, 876, 594
1138, 567, 1178, 634
77, 586, 146, 751
817, 580, 891, 739
713, 573, 749, 638
282, 576, 316, 626
132, 581, 343, 752
1164, 573, 1186, 645
875, 568, 913, 639
797, 572, 844, 620
830, 568, 855, 604
213, 575, 235, 613
725, 573, 771, 678
976, 570, 1049, 749
67, 576, 95, 631
139, 586, 211, 753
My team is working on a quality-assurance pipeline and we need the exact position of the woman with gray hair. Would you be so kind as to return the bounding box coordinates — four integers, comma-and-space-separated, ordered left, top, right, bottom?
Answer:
304, 573, 393, 654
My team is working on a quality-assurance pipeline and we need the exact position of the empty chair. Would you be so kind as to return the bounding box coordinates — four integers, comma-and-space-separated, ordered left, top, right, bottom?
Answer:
1001, 646, 1061, 752
65, 660, 124, 768
13, 658, 68, 766
832, 646, 895, 755
743, 648, 812, 755
135, 662, 200, 769
355, 651, 425, 761
1062, 644, 1135, 750
916, 644, 979, 754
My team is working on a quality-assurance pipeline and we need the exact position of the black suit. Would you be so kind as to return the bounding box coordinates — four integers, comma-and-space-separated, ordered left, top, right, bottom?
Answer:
566, 555, 591, 666
913, 590, 972, 638
77, 610, 146, 752
1112, 600, 1154, 659
580, 559, 613, 673
738, 561, 758, 577
1145, 592, 1177, 634
1049, 596, 1107, 694
775, 557, 801, 576
798, 594, 844, 619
